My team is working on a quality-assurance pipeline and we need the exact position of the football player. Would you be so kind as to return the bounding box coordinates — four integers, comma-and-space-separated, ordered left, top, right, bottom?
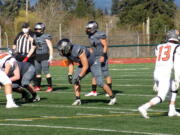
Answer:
1, 51, 40, 102
56, 38, 116, 105
33, 22, 53, 92
85, 21, 112, 97
0, 51, 19, 108
138, 30, 180, 118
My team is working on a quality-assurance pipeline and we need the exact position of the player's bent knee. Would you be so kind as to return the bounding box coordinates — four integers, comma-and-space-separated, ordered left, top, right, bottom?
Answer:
96, 80, 104, 87
158, 95, 165, 102
3, 80, 12, 85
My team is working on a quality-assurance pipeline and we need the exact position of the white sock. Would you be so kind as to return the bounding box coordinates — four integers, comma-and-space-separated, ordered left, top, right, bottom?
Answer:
6, 94, 14, 104
169, 104, 175, 111
142, 103, 151, 110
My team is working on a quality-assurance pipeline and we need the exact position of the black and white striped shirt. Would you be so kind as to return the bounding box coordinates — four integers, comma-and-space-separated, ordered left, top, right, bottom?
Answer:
14, 32, 36, 55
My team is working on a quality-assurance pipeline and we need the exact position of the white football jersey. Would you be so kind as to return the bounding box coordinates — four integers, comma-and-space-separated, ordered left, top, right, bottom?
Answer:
0, 53, 16, 70
155, 42, 180, 70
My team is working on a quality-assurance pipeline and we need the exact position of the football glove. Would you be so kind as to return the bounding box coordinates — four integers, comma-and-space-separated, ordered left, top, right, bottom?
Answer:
23, 56, 29, 62
72, 76, 82, 85
68, 75, 73, 84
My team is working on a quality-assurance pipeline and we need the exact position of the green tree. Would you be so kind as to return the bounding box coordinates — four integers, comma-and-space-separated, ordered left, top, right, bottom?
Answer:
74, 0, 95, 18
61, 0, 76, 11
114, 0, 176, 42
1, 0, 27, 17
36, 0, 76, 11
111, 0, 120, 15
116, 0, 176, 26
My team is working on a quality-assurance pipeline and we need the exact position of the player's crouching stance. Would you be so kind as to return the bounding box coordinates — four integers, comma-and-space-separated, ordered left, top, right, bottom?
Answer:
138, 30, 180, 118
11, 61, 40, 102
1, 51, 40, 103
56, 38, 116, 105
0, 53, 18, 108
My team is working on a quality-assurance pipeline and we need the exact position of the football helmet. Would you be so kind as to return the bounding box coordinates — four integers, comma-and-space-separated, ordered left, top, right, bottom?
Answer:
34, 22, 46, 31
86, 21, 98, 35
56, 38, 72, 56
166, 30, 179, 42
34, 22, 46, 36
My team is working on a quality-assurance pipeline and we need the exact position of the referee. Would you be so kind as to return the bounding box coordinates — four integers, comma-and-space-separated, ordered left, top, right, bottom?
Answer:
13, 22, 36, 63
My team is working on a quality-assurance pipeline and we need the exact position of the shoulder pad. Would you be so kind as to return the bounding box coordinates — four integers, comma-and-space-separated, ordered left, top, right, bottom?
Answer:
42, 34, 52, 40
94, 31, 106, 39
73, 45, 84, 57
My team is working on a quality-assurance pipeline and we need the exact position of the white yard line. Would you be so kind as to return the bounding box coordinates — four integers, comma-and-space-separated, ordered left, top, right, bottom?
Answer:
23, 104, 167, 113
110, 68, 151, 70
5, 119, 32, 122
0, 123, 171, 135
42, 78, 153, 81
53, 83, 152, 87
76, 113, 103, 116
37, 91, 180, 99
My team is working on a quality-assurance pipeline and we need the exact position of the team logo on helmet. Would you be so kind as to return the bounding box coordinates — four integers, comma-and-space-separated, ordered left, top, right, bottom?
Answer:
56, 38, 72, 56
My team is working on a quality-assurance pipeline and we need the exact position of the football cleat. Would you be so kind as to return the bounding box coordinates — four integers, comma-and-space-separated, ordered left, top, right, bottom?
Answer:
72, 99, 81, 106
6, 102, 19, 109
108, 97, 116, 105
85, 91, 97, 96
31, 95, 40, 102
46, 87, 53, 92
168, 110, 180, 117
34, 86, 41, 91
138, 106, 149, 119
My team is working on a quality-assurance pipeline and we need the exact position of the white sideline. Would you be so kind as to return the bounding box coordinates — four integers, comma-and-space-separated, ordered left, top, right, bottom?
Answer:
0, 123, 171, 135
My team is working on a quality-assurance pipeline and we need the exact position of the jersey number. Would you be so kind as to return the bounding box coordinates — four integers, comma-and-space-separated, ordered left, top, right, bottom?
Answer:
158, 45, 171, 61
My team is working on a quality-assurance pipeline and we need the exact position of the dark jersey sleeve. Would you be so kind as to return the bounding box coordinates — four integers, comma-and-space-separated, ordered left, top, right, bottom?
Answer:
72, 45, 85, 58
77, 48, 84, 57
14, 32, 23, 45
95, 31, 107, 40
28, 32, 36, 46
32, 39, 36, 46
43, 34, 52, 40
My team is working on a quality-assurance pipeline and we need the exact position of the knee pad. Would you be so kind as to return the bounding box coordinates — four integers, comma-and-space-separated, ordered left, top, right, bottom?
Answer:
102, 71, 109, 78
96, 78, 104, 88
43, 69, 50, 75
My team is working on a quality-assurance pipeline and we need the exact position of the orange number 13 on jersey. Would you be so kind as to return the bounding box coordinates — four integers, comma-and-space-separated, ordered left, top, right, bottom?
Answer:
158, 45, 171, 61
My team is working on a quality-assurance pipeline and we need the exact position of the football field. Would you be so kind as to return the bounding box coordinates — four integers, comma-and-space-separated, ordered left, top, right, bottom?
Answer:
0, 63, 179, 135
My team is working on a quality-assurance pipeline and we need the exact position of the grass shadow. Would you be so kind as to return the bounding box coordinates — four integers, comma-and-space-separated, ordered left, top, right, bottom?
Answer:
81, 99, 109, 104
40, 84, 69, 91
97, 90, 123, 96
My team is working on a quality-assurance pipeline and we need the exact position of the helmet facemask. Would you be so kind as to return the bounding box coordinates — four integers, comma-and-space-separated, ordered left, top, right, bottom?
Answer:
85, 21, 98, 35
34, 23, 45, 36
57, 39, 72, 57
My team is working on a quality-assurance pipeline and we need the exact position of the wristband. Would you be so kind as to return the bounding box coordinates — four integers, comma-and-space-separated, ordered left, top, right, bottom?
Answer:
23, 56, 29, 62
101, 53, 107, 57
